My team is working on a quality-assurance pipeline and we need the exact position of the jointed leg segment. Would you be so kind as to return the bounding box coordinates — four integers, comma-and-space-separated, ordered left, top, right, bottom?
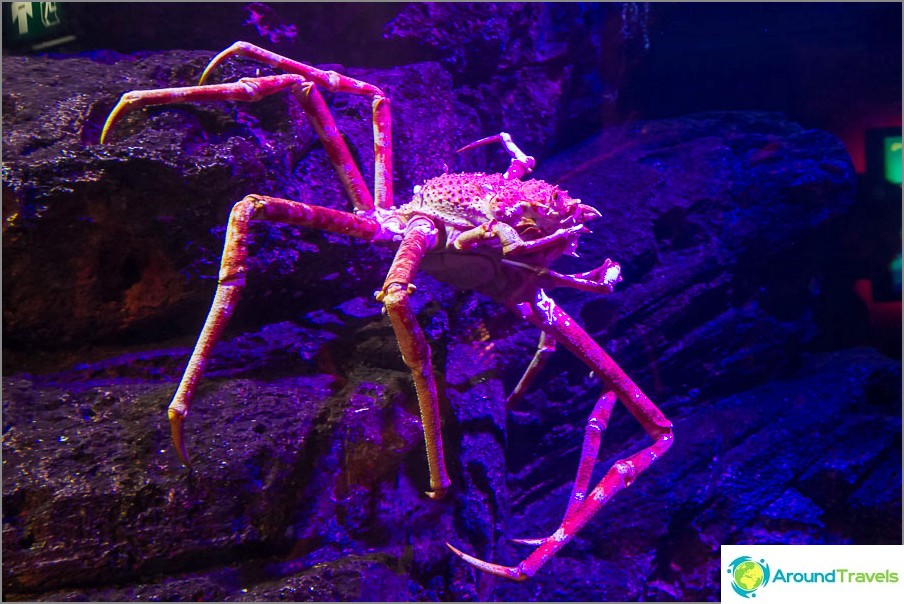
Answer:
100, 44, 407, 467
197, 41, 395, 209
167, 195, 382, 465
102, 74, 305, 143
376, 218, 452, 499
101, 41, 393, 210
447, 289, 673, 581
458, 132, 536, 181
506, 330, 556, 409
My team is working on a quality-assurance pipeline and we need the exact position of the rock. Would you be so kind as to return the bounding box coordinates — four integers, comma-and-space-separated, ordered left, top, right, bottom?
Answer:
62, 3, 626, 149
1, 51, 482, 354
385, 3, 622, 145
3, 4, 646, 358
537, 111, 858, 401
4, 344, 899, 601
495, 349, 901, 601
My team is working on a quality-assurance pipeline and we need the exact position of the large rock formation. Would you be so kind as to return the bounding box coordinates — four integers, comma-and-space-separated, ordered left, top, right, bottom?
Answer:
3, 2, 627, 357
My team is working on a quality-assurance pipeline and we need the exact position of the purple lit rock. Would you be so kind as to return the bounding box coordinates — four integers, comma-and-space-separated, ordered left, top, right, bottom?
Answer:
2, 51, 481, 353
3, 4, 631, 356
385, 2, 621, 146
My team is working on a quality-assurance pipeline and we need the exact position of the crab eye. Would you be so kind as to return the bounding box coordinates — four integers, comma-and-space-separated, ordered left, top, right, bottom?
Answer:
551, 190, 568, 213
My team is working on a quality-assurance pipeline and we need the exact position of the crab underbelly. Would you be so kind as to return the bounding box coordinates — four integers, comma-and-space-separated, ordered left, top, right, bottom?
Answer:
420, 249, 536, 303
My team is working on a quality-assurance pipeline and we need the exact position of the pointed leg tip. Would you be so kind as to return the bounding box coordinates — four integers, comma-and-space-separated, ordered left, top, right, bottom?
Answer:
425, 484, 449, 500
445, 542, 528, 582
504, 392, 523, 410
199, 53, 227, 86
176, 448, 193, 469
508, 537, 548, 547
168, 407, 192, 468
445, 541, 465, 556
99, 114, 119, 145
457, 133, 503, 154
100, 96, 138, 144
198, 60, 216, 85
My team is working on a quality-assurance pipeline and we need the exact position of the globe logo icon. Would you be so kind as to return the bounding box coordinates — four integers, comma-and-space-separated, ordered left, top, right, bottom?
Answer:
727, 556, 771, 598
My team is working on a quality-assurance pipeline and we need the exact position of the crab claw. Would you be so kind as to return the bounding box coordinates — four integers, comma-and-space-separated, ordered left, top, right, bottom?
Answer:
577, 203, 602, 223
575, 258, 622, 290
445, 542, 529, 582
167, 406, 192, 468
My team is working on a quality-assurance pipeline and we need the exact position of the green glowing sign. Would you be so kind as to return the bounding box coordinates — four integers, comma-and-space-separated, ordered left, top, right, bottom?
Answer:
3, 2, 73, 50
885, 136, 902, 186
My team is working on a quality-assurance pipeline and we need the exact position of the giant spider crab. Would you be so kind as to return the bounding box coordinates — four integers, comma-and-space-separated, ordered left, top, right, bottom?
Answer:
101, 42, 674, 582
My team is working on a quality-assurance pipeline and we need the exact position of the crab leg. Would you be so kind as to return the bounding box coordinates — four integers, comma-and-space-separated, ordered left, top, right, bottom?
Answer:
197, 41, 394, 209
500, 257, 623, 296
509, 390, 617, 547
505, 331, 556, 409
448, 289, 674, 581
375, 217, 452, 499
562, 391, 618, 520
458, 132, 536, 180
295, 81, 375, 211
102, 74, 301, 142
101, 74, 376, 211
167, 195, 383, 466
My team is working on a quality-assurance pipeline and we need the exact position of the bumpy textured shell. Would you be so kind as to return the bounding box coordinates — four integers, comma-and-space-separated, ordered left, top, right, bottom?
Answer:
397, 172, 572, 231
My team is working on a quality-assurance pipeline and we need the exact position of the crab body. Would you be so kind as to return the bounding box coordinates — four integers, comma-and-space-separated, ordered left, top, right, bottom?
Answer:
391, 172, 592, 301
100, 41, 673, 583
401, 172, 574, 237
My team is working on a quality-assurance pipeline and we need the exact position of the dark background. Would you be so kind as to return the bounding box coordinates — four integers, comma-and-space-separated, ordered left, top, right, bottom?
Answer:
6, 2, 901, 171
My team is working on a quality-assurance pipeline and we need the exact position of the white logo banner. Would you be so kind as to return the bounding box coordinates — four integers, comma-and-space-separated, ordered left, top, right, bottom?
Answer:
721, 545, 904, 603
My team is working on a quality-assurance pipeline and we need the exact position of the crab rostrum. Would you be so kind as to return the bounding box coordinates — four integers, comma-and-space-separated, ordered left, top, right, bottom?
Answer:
101, 42, 674, 582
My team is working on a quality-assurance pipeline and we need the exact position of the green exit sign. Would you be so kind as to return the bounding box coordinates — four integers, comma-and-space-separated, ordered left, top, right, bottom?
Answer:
884, 135, 902, 186
3, 2, 74, 51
